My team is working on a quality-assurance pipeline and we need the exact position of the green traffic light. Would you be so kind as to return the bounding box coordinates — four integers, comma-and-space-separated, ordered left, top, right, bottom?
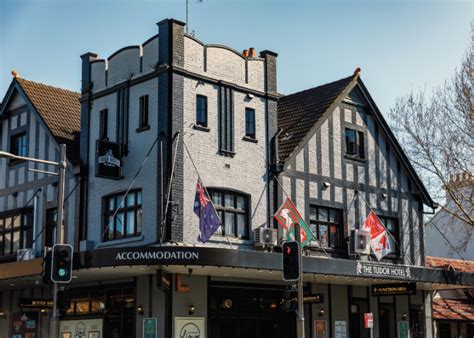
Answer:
59, 268, 67, 277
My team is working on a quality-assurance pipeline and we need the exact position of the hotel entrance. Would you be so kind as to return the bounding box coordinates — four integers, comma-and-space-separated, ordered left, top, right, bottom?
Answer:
208, 282, 296, 338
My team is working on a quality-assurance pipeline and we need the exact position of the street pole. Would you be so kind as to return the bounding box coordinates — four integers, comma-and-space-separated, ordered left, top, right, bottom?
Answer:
295, 223, 305, 338
50, 144, 67, 338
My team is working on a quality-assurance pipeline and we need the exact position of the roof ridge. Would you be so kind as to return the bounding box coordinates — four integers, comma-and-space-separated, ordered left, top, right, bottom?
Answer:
281, 74, 355, 99
16, 77, 80, 96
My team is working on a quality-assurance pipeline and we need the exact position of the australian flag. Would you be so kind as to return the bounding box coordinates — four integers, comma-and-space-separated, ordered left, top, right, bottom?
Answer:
194, 180, 221, 243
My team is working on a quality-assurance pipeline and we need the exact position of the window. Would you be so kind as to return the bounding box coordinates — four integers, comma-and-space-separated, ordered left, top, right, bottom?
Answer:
196, 95, 208, 127
309, 206, 342, 249
245, 108, 256, 139
345, 128, 364, 159
138, 95, 149, 130
99, 109, 108, 139
209, 189, 249, 239
103, 190, 142, 241
379, 216, 399, 256
10, 132, 27, 161
0, 210, 33, 257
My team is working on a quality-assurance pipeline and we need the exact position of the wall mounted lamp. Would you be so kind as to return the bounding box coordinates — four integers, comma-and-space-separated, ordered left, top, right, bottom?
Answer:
318, 308, 325, 317
0, 310, 6, 319
401, 312, 407, 320
322, 182, 331, 189
188, 304, 196, 315
137, 305, 144, 315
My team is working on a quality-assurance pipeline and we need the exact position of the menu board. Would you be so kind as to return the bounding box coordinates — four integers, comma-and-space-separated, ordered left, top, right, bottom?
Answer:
11, 312, 39, 338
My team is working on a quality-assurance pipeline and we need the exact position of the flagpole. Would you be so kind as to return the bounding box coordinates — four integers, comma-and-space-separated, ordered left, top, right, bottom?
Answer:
180, 134, 234, 249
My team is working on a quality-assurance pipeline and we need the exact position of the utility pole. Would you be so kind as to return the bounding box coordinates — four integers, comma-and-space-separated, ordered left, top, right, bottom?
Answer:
295, 223, 305, 338
49, 144, 67, 338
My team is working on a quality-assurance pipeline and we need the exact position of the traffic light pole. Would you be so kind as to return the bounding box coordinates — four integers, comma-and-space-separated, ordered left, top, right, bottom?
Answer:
295, 223, 305, 338
50, 144, 67, 338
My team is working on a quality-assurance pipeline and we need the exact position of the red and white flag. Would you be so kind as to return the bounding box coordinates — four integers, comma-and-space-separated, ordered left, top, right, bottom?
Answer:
362, 211, 392, 261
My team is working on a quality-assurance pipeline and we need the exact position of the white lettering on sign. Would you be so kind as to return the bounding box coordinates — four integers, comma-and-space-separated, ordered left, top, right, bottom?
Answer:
356, 262, 411, 279
115, 251, 199, 261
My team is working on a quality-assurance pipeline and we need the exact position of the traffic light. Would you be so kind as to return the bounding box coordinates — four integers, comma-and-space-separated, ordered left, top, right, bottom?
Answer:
57, 287, 72, 314
51, 244, 73, 283
282, 241, 300, 282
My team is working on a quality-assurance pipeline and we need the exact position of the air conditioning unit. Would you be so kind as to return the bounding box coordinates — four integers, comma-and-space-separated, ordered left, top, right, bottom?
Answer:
254, 227, 278, 247
349, 229, 370, 254
17, 248, 36, 261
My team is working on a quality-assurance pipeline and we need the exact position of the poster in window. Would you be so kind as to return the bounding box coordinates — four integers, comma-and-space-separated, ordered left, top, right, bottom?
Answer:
11, 312, 39, 338
62, 333, 72, 338
335, 321, 347, 338
60, 319, 103, 338
314, 320, 327, 338
96, 140, 122, 180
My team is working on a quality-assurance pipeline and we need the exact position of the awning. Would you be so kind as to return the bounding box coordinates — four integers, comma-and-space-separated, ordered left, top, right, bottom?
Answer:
0, 258, 43, 280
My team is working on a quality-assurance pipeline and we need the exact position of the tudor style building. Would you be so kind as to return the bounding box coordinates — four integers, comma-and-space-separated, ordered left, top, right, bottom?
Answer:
0, 76, 81, 337
1, 17, 474, 338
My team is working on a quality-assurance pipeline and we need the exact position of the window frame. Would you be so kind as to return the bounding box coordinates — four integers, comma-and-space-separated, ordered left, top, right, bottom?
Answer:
102, 190, 142, 241
9, 131, 28, 163
138, 95, 149, 131
245, 108, 256, 139
196, 95, 208, 128
378, 215, 400, 258
345, 127, 365, 160
0, 208, 33, 257
99, 109, 108, 139
208, 189, 250, 240
309, 205, 343, 250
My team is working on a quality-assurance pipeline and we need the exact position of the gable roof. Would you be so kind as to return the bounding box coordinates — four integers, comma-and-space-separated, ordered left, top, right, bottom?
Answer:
277, 74, 356, 163
426, 256, 474, 273
1, 77, 81, 164
432, 298, 474, 321
277, 70, 435, 208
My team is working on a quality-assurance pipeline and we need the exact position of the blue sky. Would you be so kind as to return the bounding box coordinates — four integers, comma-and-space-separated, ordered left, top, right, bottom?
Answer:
0, 0, 472, 114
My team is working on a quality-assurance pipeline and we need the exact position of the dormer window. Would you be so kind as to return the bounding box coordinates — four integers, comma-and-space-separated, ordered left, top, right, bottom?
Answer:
345, 128, 364, 159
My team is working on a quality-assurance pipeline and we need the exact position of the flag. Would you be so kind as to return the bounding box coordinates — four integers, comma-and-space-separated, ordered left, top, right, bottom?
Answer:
194, 180, 221, 243
362, 211, 392, 261
274, 197, 313, 247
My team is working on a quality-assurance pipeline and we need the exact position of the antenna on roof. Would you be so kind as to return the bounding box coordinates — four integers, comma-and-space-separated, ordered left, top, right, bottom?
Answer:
185, 0, 203, 34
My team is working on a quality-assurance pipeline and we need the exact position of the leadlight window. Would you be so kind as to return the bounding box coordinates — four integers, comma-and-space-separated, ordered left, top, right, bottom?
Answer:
378, 216, 399, 256
103, 190, 142, 241
209, 189, 249, 239
0, 210, 33, 257
309, 206, 342, 249
345, 128, 364, 159
196, 95, 208, 127
245, 108, 256, 139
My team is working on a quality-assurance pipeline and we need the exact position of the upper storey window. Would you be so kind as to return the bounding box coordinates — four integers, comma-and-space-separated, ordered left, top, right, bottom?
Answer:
345, 128, 364, 159
103, 190, 142, 241
209, 189, 249, 240
378, 216, 400, 257
309, 205, 343, 249
99, 109, 108, 139
196, 95, 208, 128
245, 108, 256, 139
0, 209, 33, 257
138, 95, 149, 131
10, 132, 27, 161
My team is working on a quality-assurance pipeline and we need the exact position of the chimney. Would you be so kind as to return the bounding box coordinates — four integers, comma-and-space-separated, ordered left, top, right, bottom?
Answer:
242, 49, 249, 58
248, 47, 257, 58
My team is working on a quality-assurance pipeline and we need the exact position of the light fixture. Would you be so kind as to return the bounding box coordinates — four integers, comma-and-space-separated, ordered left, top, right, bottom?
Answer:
137, 305, 144, 315
223, 299, 233, 309
246, 93, 254, 100
401, 312, 407, 320
318, 308, 325, 317
381, 192, 387, 199
188, 304, 196, 315
0, 310, 6, 318
322, 182, 331, 189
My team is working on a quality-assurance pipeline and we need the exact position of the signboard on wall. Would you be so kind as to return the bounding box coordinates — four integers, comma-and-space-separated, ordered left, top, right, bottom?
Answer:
314, 320, 327, 338
175, 317, 205, 338
143, 318, 157, 338
398, 321, 409, 338
364, 313, 374, 329
356, 261, 412, 280
334, 321, 347, 338
96, 140, 122, 179
60, 319, 103, 338
11, 312, 39, 338
372, 283, 416, 296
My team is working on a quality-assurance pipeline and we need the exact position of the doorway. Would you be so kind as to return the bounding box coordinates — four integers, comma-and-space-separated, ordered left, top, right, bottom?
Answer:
379, 303, 396, 338
209, 283, 296, 338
